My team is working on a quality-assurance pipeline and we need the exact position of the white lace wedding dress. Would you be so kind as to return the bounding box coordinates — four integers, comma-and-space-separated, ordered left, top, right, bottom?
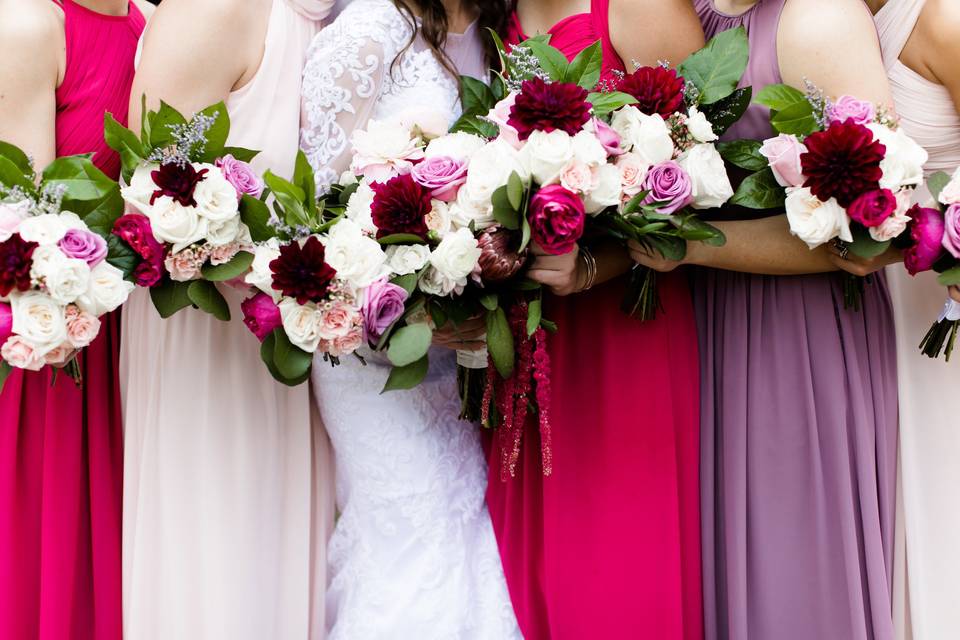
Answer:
300, 2, 521, 638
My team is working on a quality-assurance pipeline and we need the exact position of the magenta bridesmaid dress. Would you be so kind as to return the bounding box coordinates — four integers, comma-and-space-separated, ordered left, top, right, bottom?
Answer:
0, 2, 144, 639
484, 2, 704, 638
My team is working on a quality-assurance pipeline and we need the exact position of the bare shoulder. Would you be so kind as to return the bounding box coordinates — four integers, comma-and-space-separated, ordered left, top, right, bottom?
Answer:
131, 0, 155, 19
917, 0, 960, 52
779, 0, 877, 55
0, 0, 62, 48
609, 0, 705, 68
144, 0, 263, 43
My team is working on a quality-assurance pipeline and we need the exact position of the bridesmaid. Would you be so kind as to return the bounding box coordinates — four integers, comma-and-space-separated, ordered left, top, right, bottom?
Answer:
121, 0, 335, 637
485, 1, 706, 638
633, 0, 898, 638
0, 1, 149, 639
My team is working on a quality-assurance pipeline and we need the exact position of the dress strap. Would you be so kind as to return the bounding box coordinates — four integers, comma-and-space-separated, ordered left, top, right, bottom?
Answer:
589, 0, 625, 72
875, 0, 927, 70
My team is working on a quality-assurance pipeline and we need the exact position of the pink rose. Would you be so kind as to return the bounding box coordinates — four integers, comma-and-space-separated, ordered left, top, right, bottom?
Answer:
0, 201, 29, 242
44, 342, 76, 368
642, 161, 693, 214
559, 160, 595, 194
616, 152, 650, 197
590, 117, 625, 157
1, 336, 44, 371
318, 300, 359, 341
362, 277, 408, 343
847, 189, 896, 228
411, 156, 468, 202
486, 93, 522, 149
58, 228, 108, 267
759, 134, 808, 188
329, 329, 364, 358
240, 292, 282, 342
164, 247, 208, 282
209, 242, 241, 266
0, 302, 12, 344
904, 205, 946, 275
529, 185, 586, 255
826, 96, 876, 126
66, 309, 101, 349
942, 204, 960, 259
217, 155, 264, 200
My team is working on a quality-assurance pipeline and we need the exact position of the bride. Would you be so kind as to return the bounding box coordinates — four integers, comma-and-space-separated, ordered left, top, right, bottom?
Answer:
300, 0, 522, 637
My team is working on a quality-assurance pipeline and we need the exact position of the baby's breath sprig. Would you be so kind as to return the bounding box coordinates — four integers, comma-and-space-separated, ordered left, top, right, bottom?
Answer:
504, 47, 547, 91
34, 183, 68, 216
803, 78, 832, 129
147, 111, 220, 168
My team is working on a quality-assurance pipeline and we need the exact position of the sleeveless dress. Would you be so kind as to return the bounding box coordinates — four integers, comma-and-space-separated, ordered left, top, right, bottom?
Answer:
874, 3, 960, 639
484, 3, 704, 639
300, 2, 521, 636
693, 2, 898, 639
119, 2, 336, 638
0, 3, 143, 639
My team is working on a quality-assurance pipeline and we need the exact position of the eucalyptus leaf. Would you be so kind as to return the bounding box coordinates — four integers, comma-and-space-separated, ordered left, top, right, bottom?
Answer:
387, 323, 433, 367
507, 171, 525, 210
526, 298, 542, 337
378, 233, 428, 245
272, 329, 313, 380
187, 280, 231, 321
847, 227, 891, 260
486, 307, 515, 379
928, 172, 951, 203
260, 331, 310, 386
479, 294, 499, 311
382, 355, 430, 392
492, 185, 520, 230
201, 251, 255, 282
150, 280, 194, 319
939, 266, 960, 286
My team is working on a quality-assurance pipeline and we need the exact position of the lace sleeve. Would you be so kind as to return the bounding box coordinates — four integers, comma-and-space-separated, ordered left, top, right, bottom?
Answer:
300, 8, 405, 192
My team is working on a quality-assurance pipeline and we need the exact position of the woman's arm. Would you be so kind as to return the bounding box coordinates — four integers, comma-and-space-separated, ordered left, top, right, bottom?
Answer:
0, 1, 62, 169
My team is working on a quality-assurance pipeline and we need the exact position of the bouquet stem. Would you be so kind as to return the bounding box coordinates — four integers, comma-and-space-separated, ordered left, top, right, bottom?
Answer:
621, 266, 661, 322
456, 347, 490, 424
841, 274, 865, 312
920, 319, 960, 361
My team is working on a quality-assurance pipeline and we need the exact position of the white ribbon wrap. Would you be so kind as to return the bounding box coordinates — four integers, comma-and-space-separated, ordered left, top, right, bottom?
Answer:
456, 344, 489, 370
938, 298, 960, 322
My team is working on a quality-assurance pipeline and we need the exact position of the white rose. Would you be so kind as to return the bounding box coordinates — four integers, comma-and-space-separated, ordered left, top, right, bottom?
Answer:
10, 291, 68, 356
583, 164, 622, 214
245, 238, 281, 299
784, 187, 852, 249
30, 246, 91, 305
418, 265, 460, 297
571, 130, 608, 167
206, 216, 243, 246
868, 123, 928, 191
678, 144, 734, 210
610, 107, 674, 164
194, 164, 241, 222
429, 227, 481, 284
345, 182, 377, 234
521, 129, 574, 185
386, 244, 431, 275
391, 106, 452, 140
425, 132, 487, 161
18, 214, 72, 245
686, 107, 718, 143
148, 198, 207, 252
457, 139, 530, 227
617, 152, 650, 197
350, 119, 424, 180
76, 262, 134, 316
120, 164, 158, 212
1, 336, 45, 371
426, 200, 454, 237
279, 298, 323, 353
323, 219, 389, 289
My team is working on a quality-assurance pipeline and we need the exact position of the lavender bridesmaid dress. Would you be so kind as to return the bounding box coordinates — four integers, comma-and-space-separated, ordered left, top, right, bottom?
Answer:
692, 2, 898, 639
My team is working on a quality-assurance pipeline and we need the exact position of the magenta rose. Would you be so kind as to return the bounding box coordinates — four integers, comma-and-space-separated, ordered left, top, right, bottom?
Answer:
826, 96, 876, 126
362, 277, 408, 343
133, 259, 164, 288
847, 189, 897, 228
591, 117, 624, 157
113, 214, 162, 260
642, 161, 693, 215
0, 301, 12, 345
904, 205, 946, 275
241, 292, 282, 342
217, 154, 264, 200
941, 204, 960, 259
411, 155, 467, 202
58, 228, 108, 266
529, 185, 586, 256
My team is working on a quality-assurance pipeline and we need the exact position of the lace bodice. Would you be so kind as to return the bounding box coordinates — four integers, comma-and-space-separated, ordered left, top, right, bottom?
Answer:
300, 0, 486, 190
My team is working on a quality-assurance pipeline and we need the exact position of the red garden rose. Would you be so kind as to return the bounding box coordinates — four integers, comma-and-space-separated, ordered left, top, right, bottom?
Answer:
241, 292, 283, 341
270, 236, 337, 304
508, 77, 592, 141
150, 162, 209, 207
370, 173, 432, 240
0, 233, 38, 297
800, 121, 886, 208
529, 185, 586, 256
616, 66, 686, 118
904, 205, 945, 275
847, 189, 897, 228
113, 214, 163, 259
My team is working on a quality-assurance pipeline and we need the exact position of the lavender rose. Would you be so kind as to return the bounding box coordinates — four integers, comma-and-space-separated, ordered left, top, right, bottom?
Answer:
58, 228, 108, 267
826, 96, 876, 126
759, 134, 807, 188
240, 292, 282, 342
904, 205, 945, 275
942, 204, 960, 259
641, 161, 693, 215
362, 277, 408, 343
217, 154, 264, 200
411, 155, 468, 202
529, 185, 586, 256
0, 301, 12, 345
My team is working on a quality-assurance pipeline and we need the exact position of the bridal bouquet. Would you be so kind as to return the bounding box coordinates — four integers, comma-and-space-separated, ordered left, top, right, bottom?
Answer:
727, 86, 928, 308
0, 142, 133, 387
104, 100, 271, 321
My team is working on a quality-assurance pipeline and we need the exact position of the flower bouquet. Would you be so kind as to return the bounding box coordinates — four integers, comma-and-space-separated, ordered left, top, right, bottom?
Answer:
104, 100, 272, 321
726, 86, 928, 308
0, 141, 134, 388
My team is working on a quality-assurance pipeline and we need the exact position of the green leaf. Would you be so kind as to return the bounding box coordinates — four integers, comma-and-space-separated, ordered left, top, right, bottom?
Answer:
678, 26, 749, 104
381, 355, 430, 392
526, 297, 542, 337
187, 280, 231, 321
770, 101, 818, 136
272, 329, 314, 380
479, 293, 499, 311
260, 331, 310, 386
221, 146, 259, 163
486, 307, 515, 379
148, 101, 188, 150
586, 91, 638, 117
378, 233, 428, 245
105, 234, 140, 279
239, 194, 274, 242
717, 139, 768, 171
564, 40, 603, 90
487, 28, 511, 75
391, 272, 419, 295
293, 150, 317, 217
928, 171, 951, 203
460, 75, 497, 115
103, 112, 145, 171
754, 83, 808, 111
701, 86, 752, 137
519, 215, 532, 254
938, 266, 960, 286
648, 235, 688, 262
201, 250, 255, 281
492, 185, 520, 230
847, 226, 891, 260
674, 213, 727, 246
490, 73, 509, 102
387, 323, 433, 367
0, 156, 34, 193
150, 280, 194, 318
0, 141, 34, 174
0, 361, 11, 394
264, 170, 309, 229
729, 168, 786, 210
523, 39, 569, 82
507, 171, 525, 211
450, 114, 499, 139
196, 102, 231, 162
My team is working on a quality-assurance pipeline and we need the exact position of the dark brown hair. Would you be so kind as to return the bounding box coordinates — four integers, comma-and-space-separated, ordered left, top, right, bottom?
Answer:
392, 0, 509, 80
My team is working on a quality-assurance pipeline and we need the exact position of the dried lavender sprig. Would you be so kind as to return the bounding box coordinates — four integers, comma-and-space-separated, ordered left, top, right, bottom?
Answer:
804, 78, 832, 129
504, 46, 547, 91
147, 110, 221, 168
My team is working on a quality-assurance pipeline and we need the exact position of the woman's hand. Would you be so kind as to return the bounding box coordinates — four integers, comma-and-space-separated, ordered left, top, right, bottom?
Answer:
627, 239, 685, 273
432, 316, 487, 352
827, 243, 903, 277
527, 243, 583, 297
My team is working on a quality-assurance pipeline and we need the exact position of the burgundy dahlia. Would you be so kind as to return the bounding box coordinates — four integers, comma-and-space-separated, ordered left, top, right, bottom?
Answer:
800, 121, 886, 208
507, 77, 592, 141
150, 162, 209, 207
269, 236, 337, 304
616, 66, 686, 118
0, 233, 38, 297
370, 173, 432, 240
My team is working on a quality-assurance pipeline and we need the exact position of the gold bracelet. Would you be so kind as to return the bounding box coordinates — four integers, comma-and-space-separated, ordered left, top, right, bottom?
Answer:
579, 246, 597, 292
